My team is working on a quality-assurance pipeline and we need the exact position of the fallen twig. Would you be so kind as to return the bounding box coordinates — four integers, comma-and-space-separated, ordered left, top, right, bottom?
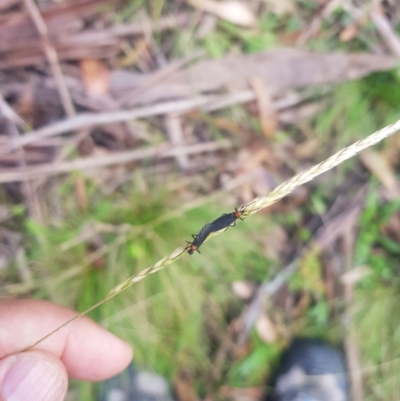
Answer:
340, 186, 367, 400
165, 114, 190, 170
371, 5, 400, 58
0, 95, 36, 218
60, 12, 191, 45
0, 93, 26, 128
297, 0, 346, 44
23, 0, 75, 117
3, 91, 314, 153
0, 13, 191, 68
3, 97, 216, 151
0, 140, 232, 183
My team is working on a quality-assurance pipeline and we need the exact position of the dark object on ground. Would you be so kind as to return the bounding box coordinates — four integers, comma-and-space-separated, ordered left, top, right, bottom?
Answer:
267, 338, 348, 401
98, 364, 175, 401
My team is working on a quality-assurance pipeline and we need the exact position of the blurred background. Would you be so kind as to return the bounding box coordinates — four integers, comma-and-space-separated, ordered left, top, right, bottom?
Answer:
1, 0, 400, 400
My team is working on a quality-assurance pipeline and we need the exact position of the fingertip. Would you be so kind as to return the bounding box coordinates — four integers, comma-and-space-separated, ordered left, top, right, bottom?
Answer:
0, 350, 68, 401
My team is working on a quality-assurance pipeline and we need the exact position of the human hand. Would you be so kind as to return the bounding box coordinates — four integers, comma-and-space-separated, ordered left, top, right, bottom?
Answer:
0, 299, 133, 401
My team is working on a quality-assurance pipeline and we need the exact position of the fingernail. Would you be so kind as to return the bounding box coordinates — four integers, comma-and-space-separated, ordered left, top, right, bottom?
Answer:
1, 357, 64, 401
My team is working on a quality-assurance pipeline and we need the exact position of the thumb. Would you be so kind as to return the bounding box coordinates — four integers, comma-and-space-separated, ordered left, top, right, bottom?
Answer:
0, 350, 67, 401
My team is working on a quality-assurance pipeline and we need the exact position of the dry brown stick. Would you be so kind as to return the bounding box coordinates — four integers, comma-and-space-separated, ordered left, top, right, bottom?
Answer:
0, 12, 191, 55
340, 197, 367, 401
4, 97, 215, 152
342, 268, 366, 401
67, 12, 191, 44
297, 0, 345, 44
23, 0, 75, 117
371, 5, 400, 58
0, 94, 39, 219
165, 114, 190, 170
30, 129, 94, 193
0, 140, 232, 183
0, 94, 26, 128
4, 91, 309, 152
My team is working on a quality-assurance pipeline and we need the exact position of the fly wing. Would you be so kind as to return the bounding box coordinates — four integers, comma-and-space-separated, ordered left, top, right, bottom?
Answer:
194, 223, 213, 247
210, 213, 236, 232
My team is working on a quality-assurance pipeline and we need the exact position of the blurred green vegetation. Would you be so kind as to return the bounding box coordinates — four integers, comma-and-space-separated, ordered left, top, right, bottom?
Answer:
9, 174, 280, 398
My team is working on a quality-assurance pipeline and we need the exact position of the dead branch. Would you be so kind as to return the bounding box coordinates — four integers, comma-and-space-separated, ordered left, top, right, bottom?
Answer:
70, 12, 191, 42
165, 114, 190, 170
0, 12, 190, 69
0, 94, 36, 218
23, 0, 75, 117
4, 97, 215, 151
371, 5, 400, 58
3, 90, 319, 153
0, 140, 232, 183
0, 93, 26, 128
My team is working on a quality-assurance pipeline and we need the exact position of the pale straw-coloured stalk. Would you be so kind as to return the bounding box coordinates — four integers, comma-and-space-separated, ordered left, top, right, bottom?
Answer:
239, 118, 400, 217
26, 118, 400, 350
